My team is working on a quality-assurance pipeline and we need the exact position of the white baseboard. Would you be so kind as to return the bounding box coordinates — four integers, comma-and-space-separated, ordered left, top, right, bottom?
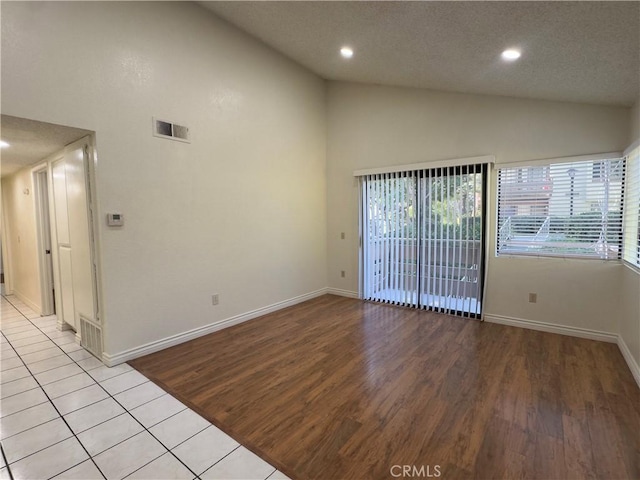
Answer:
617, 335, 640, 388
103, 288, 329, 366
326, 288, 359, 299
57, 318, 74, 331
101, 292, 640, 390
485, 313, 639, 389
483, 313, 618, 343
12, 290, 41, 315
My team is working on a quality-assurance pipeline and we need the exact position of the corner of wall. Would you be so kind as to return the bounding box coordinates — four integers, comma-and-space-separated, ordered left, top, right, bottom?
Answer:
630, 99, 640, 145
618, 333, 640, 388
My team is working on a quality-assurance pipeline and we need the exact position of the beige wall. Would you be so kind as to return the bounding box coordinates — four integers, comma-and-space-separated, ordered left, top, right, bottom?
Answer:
327, 82, 630, 334
1, 2, 327, 356
620, 265, 640, 368
2, 2, 636, 367
630, 99, 640, 145
620, 97, 640, 369
1, 167, 42, 311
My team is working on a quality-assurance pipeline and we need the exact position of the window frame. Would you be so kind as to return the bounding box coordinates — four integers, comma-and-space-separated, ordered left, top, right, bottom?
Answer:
622, 144, 640, 271
495, 153, 625, 260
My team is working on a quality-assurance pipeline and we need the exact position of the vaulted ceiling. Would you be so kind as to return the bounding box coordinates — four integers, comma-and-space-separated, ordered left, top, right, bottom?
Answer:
201, 1, 639, 107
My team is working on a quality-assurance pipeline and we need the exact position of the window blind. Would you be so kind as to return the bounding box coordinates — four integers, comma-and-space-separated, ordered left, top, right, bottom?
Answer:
362, 171, 418, 307
623, 146, 640, 268
497, 157, 625, 259
361, 164, 486, 317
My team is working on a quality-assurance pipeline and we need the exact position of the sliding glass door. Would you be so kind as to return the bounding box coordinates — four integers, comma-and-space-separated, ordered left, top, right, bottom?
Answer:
361, 164, 487, 317
362, 171, 418, 307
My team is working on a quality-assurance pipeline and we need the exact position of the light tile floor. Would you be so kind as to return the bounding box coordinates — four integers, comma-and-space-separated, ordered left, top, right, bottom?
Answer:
0, 295, 290, 480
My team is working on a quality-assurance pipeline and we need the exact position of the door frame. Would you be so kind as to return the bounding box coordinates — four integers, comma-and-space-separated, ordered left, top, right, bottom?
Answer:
34, 133, 102, 337
32, 164, 56, 315
0, 190, 11, 295
83, 135, 102, 326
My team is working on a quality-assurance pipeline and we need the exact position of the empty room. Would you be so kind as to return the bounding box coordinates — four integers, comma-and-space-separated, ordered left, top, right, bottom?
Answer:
0, 1, 638, 479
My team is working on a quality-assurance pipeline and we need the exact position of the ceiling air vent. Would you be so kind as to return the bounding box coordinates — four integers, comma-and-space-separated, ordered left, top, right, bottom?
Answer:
152, 117, 190, 143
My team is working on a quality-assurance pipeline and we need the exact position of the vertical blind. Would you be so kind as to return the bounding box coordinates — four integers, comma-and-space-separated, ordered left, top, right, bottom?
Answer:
361, 164, 486, 317
362, 171, 416, 308
623, 146, 640, 267
497, 157, 625, 259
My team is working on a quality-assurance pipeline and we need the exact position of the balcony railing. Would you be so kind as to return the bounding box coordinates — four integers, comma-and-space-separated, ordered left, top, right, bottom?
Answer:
367, 238, 482, 303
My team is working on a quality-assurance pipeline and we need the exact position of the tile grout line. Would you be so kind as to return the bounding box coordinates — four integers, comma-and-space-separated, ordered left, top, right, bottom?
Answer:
265, 468, 279, 480
72, 358, 233, 477
1, 305, 103, 476
1, 296, 108, 480
85, 388, 200, 478
2, 373, 179, 430
1, 418, 74, 466
0, 443, 15, 480
3, 296, 279, 480
0, 365, 28, 380
2, 343, 143, 402
2, 296, 201, 479
197, 444, 243, 479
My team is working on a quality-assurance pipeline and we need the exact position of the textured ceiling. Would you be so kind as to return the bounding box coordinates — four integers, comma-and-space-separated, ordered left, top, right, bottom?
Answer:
0, 116, 90, 177
201, 1, 640, 107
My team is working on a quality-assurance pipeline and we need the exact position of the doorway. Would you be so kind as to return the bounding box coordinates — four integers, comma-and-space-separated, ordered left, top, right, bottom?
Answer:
34, 167, 56, 315
1, 115, 102, 357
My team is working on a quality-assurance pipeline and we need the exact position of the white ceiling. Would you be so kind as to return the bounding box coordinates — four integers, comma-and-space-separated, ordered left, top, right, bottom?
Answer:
0, 116, 90, 177
201, 1, 640, 107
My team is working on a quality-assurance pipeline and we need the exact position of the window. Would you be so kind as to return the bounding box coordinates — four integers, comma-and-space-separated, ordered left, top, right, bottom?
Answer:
593, 159, 624, 182
623, 147, 640, 268
497, 156, 624, 259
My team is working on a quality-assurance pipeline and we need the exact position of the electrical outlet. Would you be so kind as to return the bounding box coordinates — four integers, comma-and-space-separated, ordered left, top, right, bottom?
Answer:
528, 293, 537, 303
341, 270, 346, 278
212, 294, 219, 305
341, 232, 346, 239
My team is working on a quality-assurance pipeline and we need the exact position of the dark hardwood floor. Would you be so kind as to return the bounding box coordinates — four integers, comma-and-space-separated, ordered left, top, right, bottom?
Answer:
130, 295, 640, 480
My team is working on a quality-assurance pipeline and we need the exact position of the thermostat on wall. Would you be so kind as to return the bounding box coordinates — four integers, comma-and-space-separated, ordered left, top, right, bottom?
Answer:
107, 213, 124, 227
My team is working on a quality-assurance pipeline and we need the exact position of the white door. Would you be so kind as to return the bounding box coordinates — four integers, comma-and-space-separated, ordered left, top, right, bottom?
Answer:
50, 137, 97, 330
52, 157, 75, 328
64, 139, 97, 326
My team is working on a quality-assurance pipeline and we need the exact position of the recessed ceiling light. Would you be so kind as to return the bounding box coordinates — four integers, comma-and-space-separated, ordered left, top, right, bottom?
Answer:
340, 47, 354, 59
0, 140, 9, 149
501, 49, 521, 61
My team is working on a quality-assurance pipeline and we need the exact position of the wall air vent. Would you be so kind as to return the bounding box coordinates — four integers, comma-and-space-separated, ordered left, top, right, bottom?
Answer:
152, 117, 190, 143
80, 316, 103, 359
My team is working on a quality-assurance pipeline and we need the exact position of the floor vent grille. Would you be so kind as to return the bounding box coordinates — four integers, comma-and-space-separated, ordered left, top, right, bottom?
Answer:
80, 317, 103, 358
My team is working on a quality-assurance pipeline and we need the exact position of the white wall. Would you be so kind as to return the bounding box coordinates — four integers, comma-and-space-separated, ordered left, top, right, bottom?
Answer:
2, 1, 635, 366
1, 2, 327, 357
620, 99, 640, 371
620, 265, 639, 370
327, 82, 630, 334
1, 167, 42, 311
630, 99, 640, 145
